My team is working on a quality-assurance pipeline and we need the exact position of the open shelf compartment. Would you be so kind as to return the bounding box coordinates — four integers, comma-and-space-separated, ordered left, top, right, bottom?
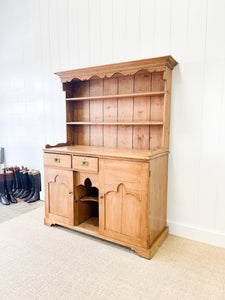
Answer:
65, 71, 166, 151
75, 177, 99, 227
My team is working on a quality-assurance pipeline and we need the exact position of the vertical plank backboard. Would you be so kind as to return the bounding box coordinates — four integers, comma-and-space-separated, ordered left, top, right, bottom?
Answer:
118, 76, 133, 148
66, 101, 76, 122
151, 72, 164, 121
73, 81, 89, 97
133, 72, 151, 149
75, 81, 90, 145
90, 79, 103, 146
67, 124, 77, 145
76, 100, 89, 122
103, 78, 118, 148
150, 126, 163, 150
77, 125, 90, 146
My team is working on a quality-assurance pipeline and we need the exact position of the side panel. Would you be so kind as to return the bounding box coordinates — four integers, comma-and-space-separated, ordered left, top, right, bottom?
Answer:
162, 67, 172, 149
149, 154, 168, 244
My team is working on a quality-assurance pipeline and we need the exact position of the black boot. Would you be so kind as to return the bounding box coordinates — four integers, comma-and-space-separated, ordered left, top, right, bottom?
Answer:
13, 169, 23, 197
0, 173, 10, 205
16, 171, 29, 199
7, 167, 16, 193
5, 171, 17, 204
27, 171, 41, 203
18, 171, 30, 199
23, 171, 35, 202
12, 168, 21, 196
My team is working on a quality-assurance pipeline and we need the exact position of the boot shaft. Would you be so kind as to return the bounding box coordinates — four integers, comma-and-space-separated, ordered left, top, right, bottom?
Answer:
22, 172, 30, 190
27, 171, 41, 202
33, 171, 41, 191
5, 171, 14, 194
19, 171, 29, 190
0, 173, 5, 194
14, 169, 22, 189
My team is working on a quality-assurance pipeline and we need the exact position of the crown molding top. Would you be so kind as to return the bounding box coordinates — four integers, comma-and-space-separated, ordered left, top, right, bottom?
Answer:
55, 55, 178, 83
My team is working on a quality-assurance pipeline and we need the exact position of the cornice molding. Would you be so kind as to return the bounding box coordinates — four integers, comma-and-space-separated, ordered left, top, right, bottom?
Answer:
55, 55, 178, 83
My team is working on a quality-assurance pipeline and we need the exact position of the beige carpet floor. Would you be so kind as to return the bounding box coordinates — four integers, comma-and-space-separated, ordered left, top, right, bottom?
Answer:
0, 202, 225, 300
0, 199, 42, 223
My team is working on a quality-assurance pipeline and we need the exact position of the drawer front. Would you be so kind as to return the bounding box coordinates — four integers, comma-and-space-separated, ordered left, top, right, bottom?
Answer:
44, 153, 72, 168
73, 156, 98, 173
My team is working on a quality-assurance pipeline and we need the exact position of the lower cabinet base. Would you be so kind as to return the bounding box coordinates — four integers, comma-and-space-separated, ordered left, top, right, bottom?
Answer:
132, 227, 168, 259
44, 217, 168, 259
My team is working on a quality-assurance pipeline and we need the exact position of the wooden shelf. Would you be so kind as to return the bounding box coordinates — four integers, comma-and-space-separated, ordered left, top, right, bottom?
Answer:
80, 196, 98, 202
66, 91, 164, 101
67, 121, 164, 125
77, 217, 99, 233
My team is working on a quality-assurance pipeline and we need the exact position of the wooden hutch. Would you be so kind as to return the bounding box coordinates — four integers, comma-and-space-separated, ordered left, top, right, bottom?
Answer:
43, 56, 178, 259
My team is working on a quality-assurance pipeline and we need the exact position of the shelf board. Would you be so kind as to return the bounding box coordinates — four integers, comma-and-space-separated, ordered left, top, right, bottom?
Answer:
80, 196, 98, 202
66, 91, 164, 101
67, 121, 164, 126
77, 217, 99, 233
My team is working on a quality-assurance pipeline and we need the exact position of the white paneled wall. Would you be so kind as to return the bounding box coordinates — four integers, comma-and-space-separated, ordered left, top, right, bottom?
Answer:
1, 0, 225, 248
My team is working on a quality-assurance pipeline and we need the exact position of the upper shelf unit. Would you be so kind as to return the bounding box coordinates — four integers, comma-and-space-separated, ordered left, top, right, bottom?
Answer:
55, 56, 178, 151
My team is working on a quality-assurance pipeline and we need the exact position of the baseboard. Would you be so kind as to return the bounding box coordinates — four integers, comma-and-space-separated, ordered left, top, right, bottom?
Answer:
168, 220, 225, 249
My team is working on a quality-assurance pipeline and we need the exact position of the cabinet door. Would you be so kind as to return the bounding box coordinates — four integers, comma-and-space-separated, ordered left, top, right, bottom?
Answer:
45, 168, 74, 225
99, 159, 149, 247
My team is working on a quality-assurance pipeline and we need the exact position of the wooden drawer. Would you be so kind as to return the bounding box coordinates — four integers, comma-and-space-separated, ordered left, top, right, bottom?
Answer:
73, 156, 98, 173
44, 153, 72, 168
